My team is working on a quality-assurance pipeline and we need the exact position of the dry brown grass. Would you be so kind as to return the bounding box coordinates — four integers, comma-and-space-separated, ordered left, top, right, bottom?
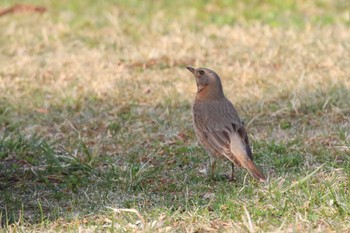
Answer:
1, 14, 349, 151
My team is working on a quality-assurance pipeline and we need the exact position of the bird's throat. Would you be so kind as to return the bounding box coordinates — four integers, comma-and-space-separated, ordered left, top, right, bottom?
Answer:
196, 85, 225, 101
197, 84, 207, 93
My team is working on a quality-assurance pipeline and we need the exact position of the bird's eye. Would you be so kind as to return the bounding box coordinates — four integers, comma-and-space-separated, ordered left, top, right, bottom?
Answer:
198, 70, 205, 75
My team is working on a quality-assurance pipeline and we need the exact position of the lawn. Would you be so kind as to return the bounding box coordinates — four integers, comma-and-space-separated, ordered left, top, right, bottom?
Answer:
0, 0, 349, 232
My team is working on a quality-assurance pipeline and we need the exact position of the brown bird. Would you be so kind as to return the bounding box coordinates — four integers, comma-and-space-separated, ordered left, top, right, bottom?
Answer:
186, 66, 266, 182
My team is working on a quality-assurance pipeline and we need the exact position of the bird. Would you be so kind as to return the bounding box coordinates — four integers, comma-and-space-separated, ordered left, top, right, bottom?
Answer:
186, 66, 266, 182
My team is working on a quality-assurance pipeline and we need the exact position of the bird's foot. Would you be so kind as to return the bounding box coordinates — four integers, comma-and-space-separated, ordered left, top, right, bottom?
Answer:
207, 174, 235, 182
224, 174, 236, 182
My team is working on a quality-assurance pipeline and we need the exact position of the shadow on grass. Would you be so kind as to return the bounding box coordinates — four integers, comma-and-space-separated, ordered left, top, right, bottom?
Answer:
0, 84, 349, 226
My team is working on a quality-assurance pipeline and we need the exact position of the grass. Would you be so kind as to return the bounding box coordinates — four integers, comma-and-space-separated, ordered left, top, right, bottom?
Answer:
0, 0, 350, 232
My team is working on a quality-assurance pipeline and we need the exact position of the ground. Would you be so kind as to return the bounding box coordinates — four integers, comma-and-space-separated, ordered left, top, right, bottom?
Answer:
0, 0, 349, 232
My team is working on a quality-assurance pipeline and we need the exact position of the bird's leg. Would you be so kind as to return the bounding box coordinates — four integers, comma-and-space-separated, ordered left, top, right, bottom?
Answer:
208, 157, 216, 179
229, 163, 236, 182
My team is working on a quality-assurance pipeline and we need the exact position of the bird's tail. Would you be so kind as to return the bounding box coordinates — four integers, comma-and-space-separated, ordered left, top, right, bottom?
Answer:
244, 159, 266, 182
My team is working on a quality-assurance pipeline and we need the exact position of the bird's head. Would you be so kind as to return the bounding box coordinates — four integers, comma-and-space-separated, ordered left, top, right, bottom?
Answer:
186, 66, 224, 99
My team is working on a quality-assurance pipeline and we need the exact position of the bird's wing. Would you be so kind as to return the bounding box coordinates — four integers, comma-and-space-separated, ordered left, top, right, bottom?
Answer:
237, 126, 253, 160
193, 99, 252, 163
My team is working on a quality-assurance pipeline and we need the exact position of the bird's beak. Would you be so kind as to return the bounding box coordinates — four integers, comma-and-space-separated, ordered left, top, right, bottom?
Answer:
186, 66, 195, 74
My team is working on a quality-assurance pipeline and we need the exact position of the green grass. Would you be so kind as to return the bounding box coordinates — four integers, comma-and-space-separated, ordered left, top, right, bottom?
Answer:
0, 0, 350, 232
